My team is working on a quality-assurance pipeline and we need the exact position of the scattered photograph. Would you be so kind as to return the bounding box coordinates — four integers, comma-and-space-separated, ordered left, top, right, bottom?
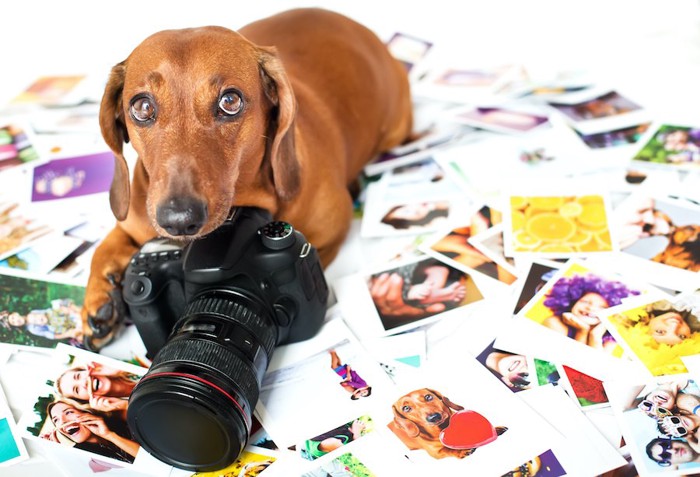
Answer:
549, 90, 642, 123
452, 106, 549, 134
505, 449, 567, 477
576, 122, 651, 149
606, 374, 700, 476
363, 126, 469, 176
0, 386, 28, 467
601, 292, 700, 376
9, 75, 89, 107
301, 451, 377, 477
366, 255, 483, 333
0, 233, 85, 275
512, 260, 561, 315
256, 318, 396, 450
474, 339, 536, 393
300, 415, 374, 461
432, 66, 515, 88
558, 364, 610, 410
385, 32, 432, 72
412, 64, 526, 103
193, 446, 277, 476
519, 385, 627, 475
504, 194, 616, 256
16, 345, 166, 473
516, 259, 644, 355
0, 271, 85, 349
0, 123, 40, 171
360, 170, 471, 238
632, 124, 700, 169
436, 127, 589, 207
613, 192, 700, 292
421, 205, 517, 286
378, 346, 559, 475
0, 201, 53, 261
467, 223, 519, 279
31, 151, 114, 201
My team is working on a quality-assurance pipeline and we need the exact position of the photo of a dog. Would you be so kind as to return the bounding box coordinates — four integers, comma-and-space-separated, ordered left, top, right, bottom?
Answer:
387, 388, 507, 459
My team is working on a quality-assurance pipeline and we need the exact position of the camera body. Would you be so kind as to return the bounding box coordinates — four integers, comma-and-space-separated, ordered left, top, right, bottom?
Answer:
122, 207, 328, 471
123, 206, 328, 358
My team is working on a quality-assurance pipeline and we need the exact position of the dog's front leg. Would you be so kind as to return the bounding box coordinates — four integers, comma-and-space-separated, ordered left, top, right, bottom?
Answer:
81, 225, 143, 350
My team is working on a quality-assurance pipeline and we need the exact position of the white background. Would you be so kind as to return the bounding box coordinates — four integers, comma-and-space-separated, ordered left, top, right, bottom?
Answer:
2, 1, 700, 475
2, 0, 700, 113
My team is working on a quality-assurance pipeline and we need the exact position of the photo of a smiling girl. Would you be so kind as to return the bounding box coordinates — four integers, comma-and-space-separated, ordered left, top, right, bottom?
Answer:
602, 293, 700, 376
19, 345, 147, 467
40, 398, 138, 463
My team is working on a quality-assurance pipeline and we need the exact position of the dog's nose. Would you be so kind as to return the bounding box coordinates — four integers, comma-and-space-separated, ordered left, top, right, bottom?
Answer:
427, 413, 443, 424
156, 197, 208, 236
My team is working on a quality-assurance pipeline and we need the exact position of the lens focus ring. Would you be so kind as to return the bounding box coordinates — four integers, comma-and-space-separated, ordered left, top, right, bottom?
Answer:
183, 295, 277, 356
154, 337, 261, 402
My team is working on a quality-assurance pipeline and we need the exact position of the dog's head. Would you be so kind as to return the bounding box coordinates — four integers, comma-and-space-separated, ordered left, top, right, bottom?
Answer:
99, 26, 299, 238
391, 388, 464, 440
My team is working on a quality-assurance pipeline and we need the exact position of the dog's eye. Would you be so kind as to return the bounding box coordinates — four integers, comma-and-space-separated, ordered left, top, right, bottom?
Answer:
130, 95, 157, 123
402, 405, 412, 413
218, 90, 244, 116
425, 394, 433, 401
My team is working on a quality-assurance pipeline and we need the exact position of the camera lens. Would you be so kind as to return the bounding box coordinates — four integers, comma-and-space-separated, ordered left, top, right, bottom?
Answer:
127, 290, 277, 471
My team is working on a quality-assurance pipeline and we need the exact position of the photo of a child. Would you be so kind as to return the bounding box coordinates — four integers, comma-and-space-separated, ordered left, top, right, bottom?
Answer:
633, 124, 700, 167
603, 293, 700, 376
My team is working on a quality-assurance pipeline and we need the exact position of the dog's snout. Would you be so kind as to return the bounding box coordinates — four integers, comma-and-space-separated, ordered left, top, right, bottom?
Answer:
427, 413, 443, 424
156, 197, 208, 236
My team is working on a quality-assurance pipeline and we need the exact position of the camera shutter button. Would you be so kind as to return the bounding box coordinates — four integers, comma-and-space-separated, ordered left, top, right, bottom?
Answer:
259, 221, 295, 250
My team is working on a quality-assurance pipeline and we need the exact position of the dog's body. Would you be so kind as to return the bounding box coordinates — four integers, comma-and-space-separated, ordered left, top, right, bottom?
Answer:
84, 8, 412, 348
387, 388, 473, 459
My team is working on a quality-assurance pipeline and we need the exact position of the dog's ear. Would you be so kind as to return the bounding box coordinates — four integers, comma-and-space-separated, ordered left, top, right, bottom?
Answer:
392, 405, 420, 438
427, 388, 465, 411
442, 396, 465, 412
99, 61, 130, 221
257, 46, 300, 201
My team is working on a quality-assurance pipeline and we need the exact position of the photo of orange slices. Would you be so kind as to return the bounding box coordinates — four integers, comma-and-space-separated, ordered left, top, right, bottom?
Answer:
509, 195, 613, 254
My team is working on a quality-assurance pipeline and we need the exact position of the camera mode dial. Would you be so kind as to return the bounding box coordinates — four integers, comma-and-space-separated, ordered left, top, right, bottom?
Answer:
259, 221, 295, 250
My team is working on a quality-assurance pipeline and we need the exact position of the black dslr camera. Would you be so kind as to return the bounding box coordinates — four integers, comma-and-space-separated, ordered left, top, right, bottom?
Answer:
122, 207, 328, 471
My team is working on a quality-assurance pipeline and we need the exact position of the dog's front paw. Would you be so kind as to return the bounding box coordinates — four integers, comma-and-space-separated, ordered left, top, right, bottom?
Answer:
82, 273, 128, 351
442, 447, 474, 459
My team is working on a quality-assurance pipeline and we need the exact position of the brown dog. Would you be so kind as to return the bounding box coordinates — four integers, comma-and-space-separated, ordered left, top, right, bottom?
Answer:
83, 8, 413, 349
388, 388, 472, 459
388, 388, 507, 459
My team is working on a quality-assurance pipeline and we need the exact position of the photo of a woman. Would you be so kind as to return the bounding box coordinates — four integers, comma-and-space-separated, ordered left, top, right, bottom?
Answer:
54, 361, 139, 414
520, 262, 641, 354
41, 398, 138, 464
539, 273, 640, 352
20, 347, 147, 468
380, 200, 450, 231
604, 294, 700, 376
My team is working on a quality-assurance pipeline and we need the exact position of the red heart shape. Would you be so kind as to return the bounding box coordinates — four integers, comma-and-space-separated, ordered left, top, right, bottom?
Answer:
439, 410, 498, 449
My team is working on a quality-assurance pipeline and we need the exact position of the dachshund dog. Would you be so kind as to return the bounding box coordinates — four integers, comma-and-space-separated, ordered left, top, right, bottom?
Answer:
389, 388, 470, 459
388, 388, 507, 459
83, 8, 413, 349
